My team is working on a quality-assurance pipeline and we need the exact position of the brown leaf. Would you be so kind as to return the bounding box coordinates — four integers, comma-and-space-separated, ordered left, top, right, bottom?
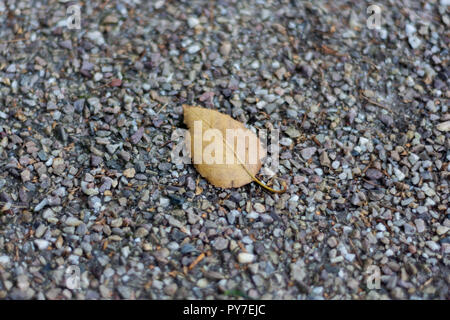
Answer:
183, 105, 266, 189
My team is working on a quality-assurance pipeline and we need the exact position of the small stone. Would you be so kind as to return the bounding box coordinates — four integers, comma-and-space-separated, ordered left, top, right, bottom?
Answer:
187, 44, 201, 54
181, 244, 196, 254
213, 237, 229, 251
111, 218, 123, 228
332, 161, 340, 170
290, 262, 306, 282
153, 0, 165, 9
327, 237, 338, 248
250, 60, 260, 69
93, 73, 103, 82
74, 99, 85, 113
86, 31, 105, 46
17, 275, 29, 291
345, 253, 355, 262
227, 210, 239, 224
422, 185, 436, 197
65, 217, 82, 227
359, 137, 369, 147
320, 152, 330, 167
21, 170, 31, 182
106, 143, 120, 154
81, 182, 99, 196
391, 287, 406, 300
408, 35, 421, 49
351, 194, 362, 206
102, 14, 118, 24
376, 223, 386, 232
164, 283, 178, 296
253, 203, 265, 213
436, 226, 448, 236
220, 42, 232, 56
34, 239, 50, 250
168, 216, 183, 229
366, 168, 383, 180
285, 127, 301, 138
130, 127, 144, 144
117, 286, 131, 299
186, 176, 196, 191
35, 224, 47, 238
299, 64, 313, 78
394, 168, 406, 181
90, 155, 102, 167
135, 227, 149, 238
159, 197, 169, 207
404, 223, 416, 234
415, 219, 426, 233
42, 208, 56, 221
405, 24, 416, 36
380, 114, 394, 127
0, 255, 10, 266
408, 153, 420, 165
123, 168, 136, 178
300, 147, 317, 160
197, 278, 208, 289
187, 16, 199, 28
6, 64, 16, 73
238, 252, 255, 264
436, 121, 450, 132
34, 198, 49, 212
426, 241, 440, 251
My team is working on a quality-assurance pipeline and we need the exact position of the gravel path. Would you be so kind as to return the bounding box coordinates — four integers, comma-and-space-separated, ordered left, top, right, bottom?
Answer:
0, 0, 448, 300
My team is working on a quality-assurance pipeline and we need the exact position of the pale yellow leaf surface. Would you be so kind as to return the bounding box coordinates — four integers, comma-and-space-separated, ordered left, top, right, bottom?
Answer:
183, 105, 266, 189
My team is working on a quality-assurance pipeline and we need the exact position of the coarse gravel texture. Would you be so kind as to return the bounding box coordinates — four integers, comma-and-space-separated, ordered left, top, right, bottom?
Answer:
0, 0, 449, 300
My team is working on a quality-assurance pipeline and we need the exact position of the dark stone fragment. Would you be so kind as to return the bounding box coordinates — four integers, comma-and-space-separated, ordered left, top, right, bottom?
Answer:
171, 229, 187, 242
180, 244, 196, 254
130, 127, 144, 144
366, 168, 383, 180
56, 125, 68, 143
106, 160, 122, 170
74, 99, 85, 113
168, 194, 185, 206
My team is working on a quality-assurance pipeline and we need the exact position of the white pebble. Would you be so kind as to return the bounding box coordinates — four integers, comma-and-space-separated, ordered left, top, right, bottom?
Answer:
86, 31, 105, 46
376, 223, 386, 232
332, 160, 340, 169
394, 168, 406, 181
0, 255, 10, 266
405, 24, 416, 36
436, 121, 450, 132
34, 239, 50, 250
187, 16, 199, 28
238, 252, 255, 264
253, 203, 265, 213
436, 226, 448, 236
159, 197, 170, 207
65, 217, 82, 227
187, 44, 201, 54
408, 36, 421, 49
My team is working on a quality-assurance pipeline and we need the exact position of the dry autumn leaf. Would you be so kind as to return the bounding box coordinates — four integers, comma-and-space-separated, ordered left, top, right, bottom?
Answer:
182, 105, 285, 193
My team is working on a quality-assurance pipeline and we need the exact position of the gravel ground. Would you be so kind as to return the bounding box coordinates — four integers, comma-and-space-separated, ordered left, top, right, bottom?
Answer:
0, 0, 449, 300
